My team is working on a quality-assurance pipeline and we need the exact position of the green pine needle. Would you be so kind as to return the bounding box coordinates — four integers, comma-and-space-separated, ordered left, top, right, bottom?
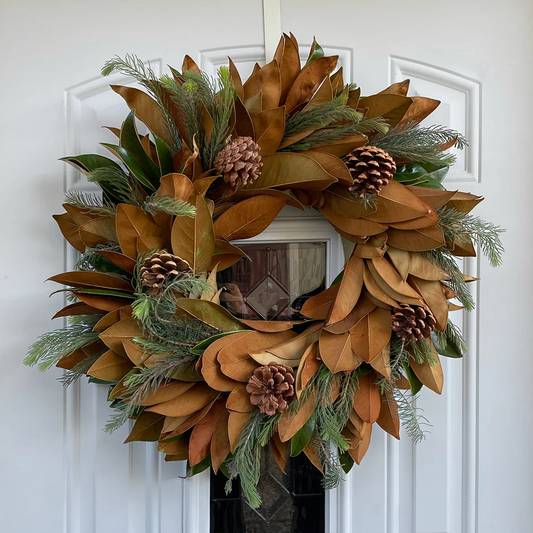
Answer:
142, 195, 196, 217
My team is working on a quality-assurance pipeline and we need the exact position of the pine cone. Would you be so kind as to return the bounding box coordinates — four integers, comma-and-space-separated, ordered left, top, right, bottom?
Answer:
213, 136, 263, 187
345, 146, 396, 196
140, 252, 191, 295
246, 362, 296, 416
391, 304, 437, 343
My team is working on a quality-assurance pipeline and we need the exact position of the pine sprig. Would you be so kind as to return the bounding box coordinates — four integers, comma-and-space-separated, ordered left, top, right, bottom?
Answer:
437, 206, 505, 267
394, 388, 430, 444
25, 315, 103, 371
87, 167, 145, 207
373, 123, 468, 166
64, 190, 116, 218
142, 194, 196, 217
101, 54, 181, 152
60, 351, 104, 387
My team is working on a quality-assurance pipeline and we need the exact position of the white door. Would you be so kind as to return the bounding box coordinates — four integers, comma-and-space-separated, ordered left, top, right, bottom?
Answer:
2, 1, 532, 532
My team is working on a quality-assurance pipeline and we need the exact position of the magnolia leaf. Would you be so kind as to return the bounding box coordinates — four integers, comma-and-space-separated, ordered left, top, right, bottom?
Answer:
388, 211, 439, 231
408, 351, 444, 394
78, 217, 117, 248
386, 247, 410, 281
53, 212, 85, 252
402, 361, 423, 395
369, 342, 391, 379
226, 385, 254, 413
228, 57, 244, 100
252, 107, 286, 155
366, 261, 422, 306
239, 319, 298, 332
353, 373, 381, 423
74, 292, 133, 312
407, 186, 457, 210
175, 299, 249, 332
295, 342, 320, 399
147, 384, 220, 417
387, 225, 446, 252
300, 284, 340, 319
48, 271, 133, 293
95, 251, 136, 274
136, 381, 196, 407
303, 438, 324, 473
303, 151, 353, 187
357, 94, 412, 127
408, 253, 449, 281
278, 392, 317, 442
306, 38, 325, 65
290, 411, 316, 457
313, 135, 368, 158
260, 322, 323, 361
124, 412, 165, 443
213, 195, 287, 241
164, 399, 218, 439
228, 411, 250, 452
350, 307, 391, 362
319, 185, 375, 219
327, 255, 364, 325
320, 330, 362, 373
52, 302, 102, 319
99, 317, 142, 356
189, 399, 226, 466
323, 294, 376, 334
285, 56, 338, 112
171, 194, 214, 273
87, 350, 133, 382
156, 173, 194, 201
321, 211, 386, 237
243, 153, 338, 191
444, 191, 483, 214
116, 204, 169, 259
379, 80, 410, 96
371, 257, 422, 300
271, 433, 289, 473
399, 96, 440, 126
275, 34, 301, 104
111, 85, 172, 146
409, 277, 448, 331
211, 408, 231, 473
243, 60, 281, 111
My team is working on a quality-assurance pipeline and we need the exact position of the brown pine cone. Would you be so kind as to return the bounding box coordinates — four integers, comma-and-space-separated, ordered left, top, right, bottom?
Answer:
345, 146, 396, 196
391, 304, 437, 343
213, 136, 263, 188
140, 252, 191, 295
246, 362, 296, 416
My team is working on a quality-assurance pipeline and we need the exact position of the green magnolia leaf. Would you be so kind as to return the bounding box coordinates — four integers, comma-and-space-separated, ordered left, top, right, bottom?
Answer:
290, 411, 316, 457
101, 143, 156, 192
187, 455, 212, 476
331, 271, 344, 285
431, 332, 463, 358
88, 376, 117, 385
395, 163, 448, 189
191, 331, 245, 355
87, 254, 133, 278
75, 288, 136, 299
175, 298, 249, 332
154, 134, 174, 176
120, 110, 161, 186
306, 39, 325, 65
339, 450, 355, 474
402, 361, 423, 395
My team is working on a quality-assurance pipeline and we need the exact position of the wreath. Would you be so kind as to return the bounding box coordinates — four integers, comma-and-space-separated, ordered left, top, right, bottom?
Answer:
27, 34, 503, 507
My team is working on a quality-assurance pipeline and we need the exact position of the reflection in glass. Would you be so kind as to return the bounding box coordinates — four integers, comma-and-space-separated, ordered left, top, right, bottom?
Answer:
211, 241, 327, 532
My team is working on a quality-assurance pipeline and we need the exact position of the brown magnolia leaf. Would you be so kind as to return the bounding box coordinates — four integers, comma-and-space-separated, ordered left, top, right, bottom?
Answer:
321, 211, 386, 237
313, 135, 368, 158
365, 180, 430, 223
243, 153, 338, 191
210, 239, 247, 271
48, 271, 133, 293
387, 225, 446, 252
326, 255, 364, 325
448, 236, 476, 257
99, 317, 142, 356
182, 54, 201, 73
444, 191, 483, 214
407, 186, 457, 210
408, 349, 444, 394
301, 284, 340, 319
228, 411, 250, 452
95, 251, 136, 273
62, 203, 97, 224
369, 342, 391, 379
162, 416, 191, 434
124, 412, 165, 443
213, 195, 287, 241
116, 204, 169, 259
159, 438, 189, 456
353, 242, 388, 259
79, 217, 117, 248
53, 302, 102, 319
304, 77, 334, 111
349, 422, 372, 465
226, 384, 254, 413
285, 56, 338, 112
408, 253, 449, 281
73, 291, 132, 312
366, 261, 423, 306
275, 34, 301, 104
329, 69, 344, 93
87, 350, 133, 382
357, 94, 412, 127
156, 173, 194, 201
56, 347, 90, 370
252, 107, 286, 155
350, 307, 391, 362
122, 338, 146, 366
211, 408, 231, 473
302, 151, 353, 187
171, 194, 215, 273
110, 85, 172, 147
228, 57, 244, 100
164, 399, 218, 439
137, 381, 196, 406
53, 212, 85, 252
147, 384, 220, 417
324, 293, 376, 334
92, 307, 126, 332
320, 330, 361, 373
371, 257, 423, 300
243, 60, 281, 111
303, 438, 324, 473
295, 342, 321, 399
379, 80, 410, 96
409, 277, 448, 331
376, 389, 400, 439
399, 96, 440, 126
271, 433, 289, 473
259, 322, 323, 362
388, 210, 439, 231
175, 298, 248, 332
386, 247, 410, 281
239, 319, 298, 332
319, 185, 375, 219
189, 399, 226, 465
353, 373, 381, 423
224, 188, 304, 210
201, 333, 249, 392
278, 392, 317, 442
